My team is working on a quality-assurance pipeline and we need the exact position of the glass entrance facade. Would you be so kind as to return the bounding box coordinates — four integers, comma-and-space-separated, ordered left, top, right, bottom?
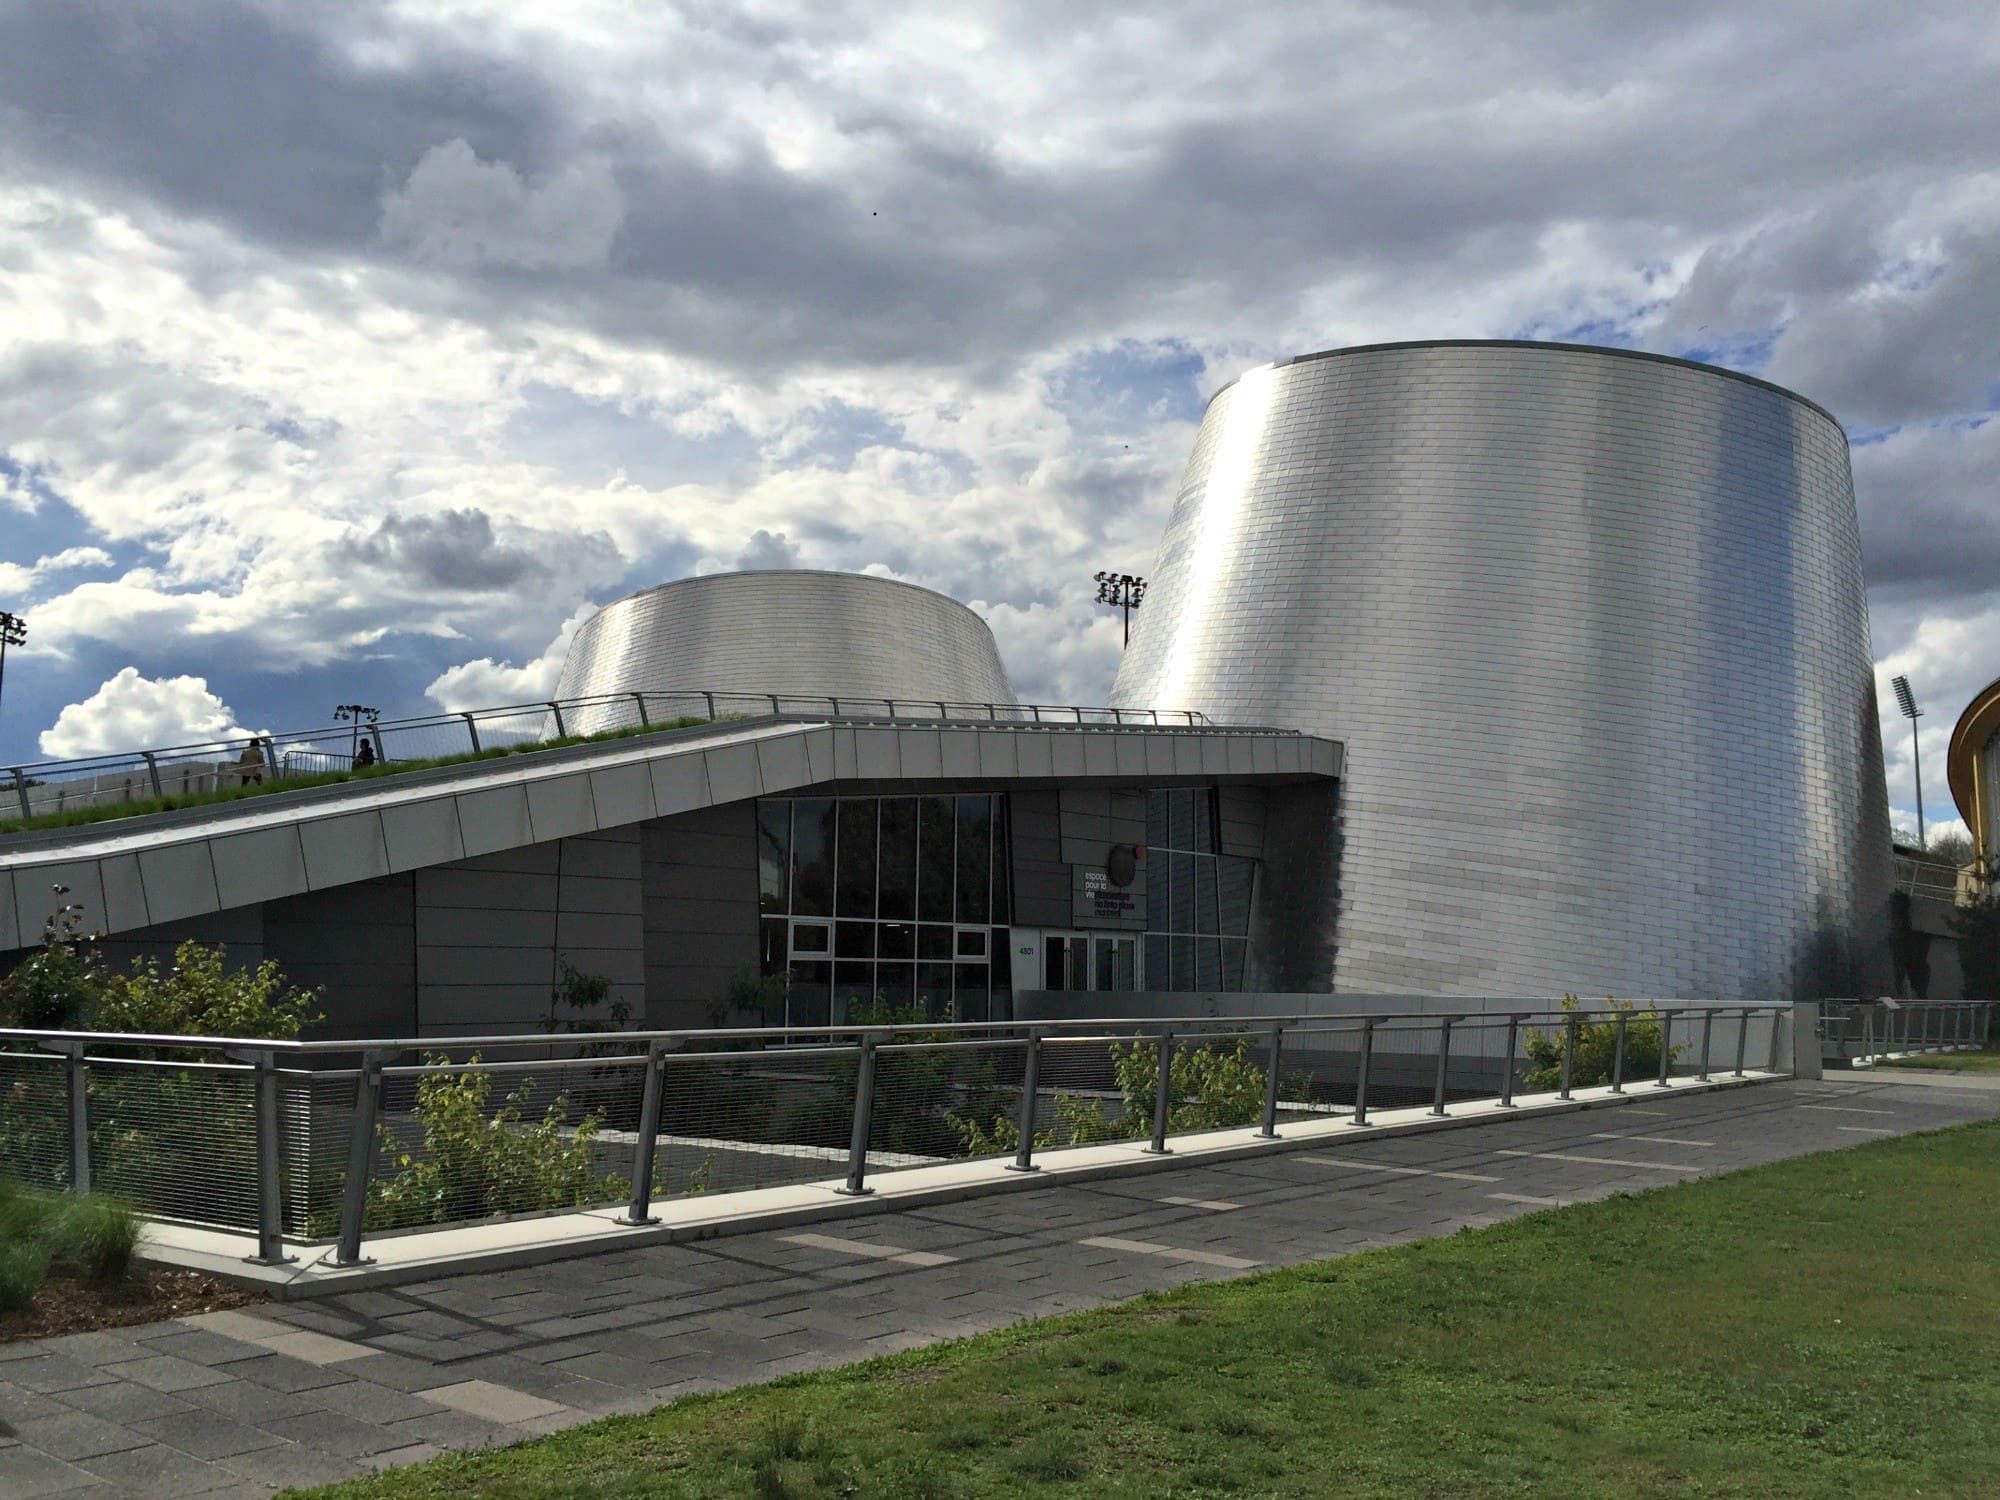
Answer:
756, 794, 1012, 1026
1145, 787, 1254, 989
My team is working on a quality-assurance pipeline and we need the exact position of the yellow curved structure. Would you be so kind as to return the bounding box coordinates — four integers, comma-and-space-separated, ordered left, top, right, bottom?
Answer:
1948, 674, 2000, 884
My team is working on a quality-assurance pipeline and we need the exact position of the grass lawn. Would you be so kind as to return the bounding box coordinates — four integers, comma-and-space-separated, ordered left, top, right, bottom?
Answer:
1881, 1045, 2000, 1073
302, 1124, 2000, 1499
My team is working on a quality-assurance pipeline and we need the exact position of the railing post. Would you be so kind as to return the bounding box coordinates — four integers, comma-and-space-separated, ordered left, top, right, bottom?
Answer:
546, 701, 567, 738
631, 693, 651, 728
141, 750, 164, 797
1610, 1011, 1627, 1093
1656, 1012, 1673, 1088
236, 1050, 293, 1265
624, 1044, 666, 1224
1560, 1013, 1577, 1099
1699, 1009, 1714, 1081
1259, 1026, 1284, 1138
1733, 1007, 1749, 1077
1352, 1021, 1375, 1126
839, 1037, 878, 1196
1010, 1032, 1042, 1172
11, 767, 30, 819
1499, 1014, 1521, 1107
63, 1043, 90, 1193
1767, 1007, 1783, 1073
703, 691, 716, 720
1431, 1017, 1453, 1115
460, 713, 482, 753
1146, 1033, 1174, 1154
1859, 1004, 1874, 1063
336, 1052, 386, 1266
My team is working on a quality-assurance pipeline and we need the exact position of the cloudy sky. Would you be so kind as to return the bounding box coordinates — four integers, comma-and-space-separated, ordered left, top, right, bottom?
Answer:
0, 1, 1995, 842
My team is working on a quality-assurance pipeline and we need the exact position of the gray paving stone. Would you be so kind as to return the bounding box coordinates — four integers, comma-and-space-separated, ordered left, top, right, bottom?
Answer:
379, 1408, 512, 1452
39, 1383, 193, 1426
2, 1359, 116, 1398
222, 1354, 353, 1396
211, 1442, 360, 1491
297, 1379, 442, 1427
259, 1408, 408, 1460
0, 1445, 103, 1498
70, 1443, 239, 1497
91, 1356, 233, 1396
127, 1410, 286, 1462
175, 1380, 324, 1426
1, 1409, 151, 1462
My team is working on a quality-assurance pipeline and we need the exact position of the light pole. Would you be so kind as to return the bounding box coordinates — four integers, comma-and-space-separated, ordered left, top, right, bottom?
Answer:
0, 611, 24, 739
333, 703, 380, 766
1892, 674, 1925, 848
1094, 571, 1147, 648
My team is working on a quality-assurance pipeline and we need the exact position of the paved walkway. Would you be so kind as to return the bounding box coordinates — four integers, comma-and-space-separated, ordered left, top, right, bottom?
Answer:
2, 1073, 1995, 1498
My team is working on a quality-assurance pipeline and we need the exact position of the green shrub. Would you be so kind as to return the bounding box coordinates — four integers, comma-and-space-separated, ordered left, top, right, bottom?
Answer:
0, 1240, 48, 1314
46, 1194, 141, 1283
363, 1059, 628, 1231
1523, 995, 1675, 1092
949, 1034, 1310, 1155
0, 1177, 141, 1308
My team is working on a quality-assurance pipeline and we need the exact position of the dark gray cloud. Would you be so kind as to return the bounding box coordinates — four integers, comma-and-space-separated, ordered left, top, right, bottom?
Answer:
7, 1, 1996, 397
334, 509, 622, 592
0, 0, 558, 249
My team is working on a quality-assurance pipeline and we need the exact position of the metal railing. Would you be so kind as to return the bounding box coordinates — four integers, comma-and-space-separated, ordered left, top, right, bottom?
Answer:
1819, 998, 1992, 1067
1893, 854, 1967, 904
0, 1001, 1795, 1267
1, 690, 1245, 828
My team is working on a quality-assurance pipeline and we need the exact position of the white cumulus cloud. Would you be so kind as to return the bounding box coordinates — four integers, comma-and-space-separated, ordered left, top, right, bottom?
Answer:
424, 601, 599, 711
0, 545, 114, 596
40, 667, 259, 757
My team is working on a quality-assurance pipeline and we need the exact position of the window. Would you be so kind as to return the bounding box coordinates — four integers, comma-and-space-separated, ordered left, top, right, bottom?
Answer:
756, 793, 1013, 1028
1143, 787, 1253, 992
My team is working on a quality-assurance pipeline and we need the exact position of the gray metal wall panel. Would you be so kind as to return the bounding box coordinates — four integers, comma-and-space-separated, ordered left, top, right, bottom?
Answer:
555, 570, 1017, 733
640, 803, 760, 1028
1114, 340, 1894, 1001
265, 875, 414, 1037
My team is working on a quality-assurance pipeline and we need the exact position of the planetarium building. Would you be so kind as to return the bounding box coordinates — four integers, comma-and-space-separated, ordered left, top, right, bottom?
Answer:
1113, 340, 1893, 1001
0, 340, 1895, 1036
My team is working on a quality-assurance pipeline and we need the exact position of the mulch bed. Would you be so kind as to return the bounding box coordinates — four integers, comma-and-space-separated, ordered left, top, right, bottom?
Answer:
0, 1268, 266, 1344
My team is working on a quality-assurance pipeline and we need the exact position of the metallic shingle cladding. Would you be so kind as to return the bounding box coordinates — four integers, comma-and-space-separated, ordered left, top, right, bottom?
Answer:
555, 571, 1018, 730
1112, 341, 1894, 1000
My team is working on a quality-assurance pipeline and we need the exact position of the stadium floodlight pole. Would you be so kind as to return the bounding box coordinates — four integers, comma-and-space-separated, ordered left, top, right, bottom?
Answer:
1892, 674, 1925, 849
1094, 571, 1148, 648
333, 703, 380, 764
0, 611, 24, 737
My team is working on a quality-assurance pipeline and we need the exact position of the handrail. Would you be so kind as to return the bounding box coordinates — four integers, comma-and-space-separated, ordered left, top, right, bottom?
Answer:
0, 999, 1823, 1267
0, 1000, 1821, 1060
0, 687, 1287, 831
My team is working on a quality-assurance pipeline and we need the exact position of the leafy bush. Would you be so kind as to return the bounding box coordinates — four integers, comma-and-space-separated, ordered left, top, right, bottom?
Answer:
950, 1034, 1309, 1155
93, 941, 321, 1039
362, 1059, 628, 1231
1523, 995, 1674, 1093
0, 885, 113, 1030
544, 958, 632, 1036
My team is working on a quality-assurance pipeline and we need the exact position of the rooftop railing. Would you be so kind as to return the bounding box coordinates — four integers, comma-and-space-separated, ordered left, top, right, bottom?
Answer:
0, 1000, 1818, 1268
2, 690, 1246, 831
